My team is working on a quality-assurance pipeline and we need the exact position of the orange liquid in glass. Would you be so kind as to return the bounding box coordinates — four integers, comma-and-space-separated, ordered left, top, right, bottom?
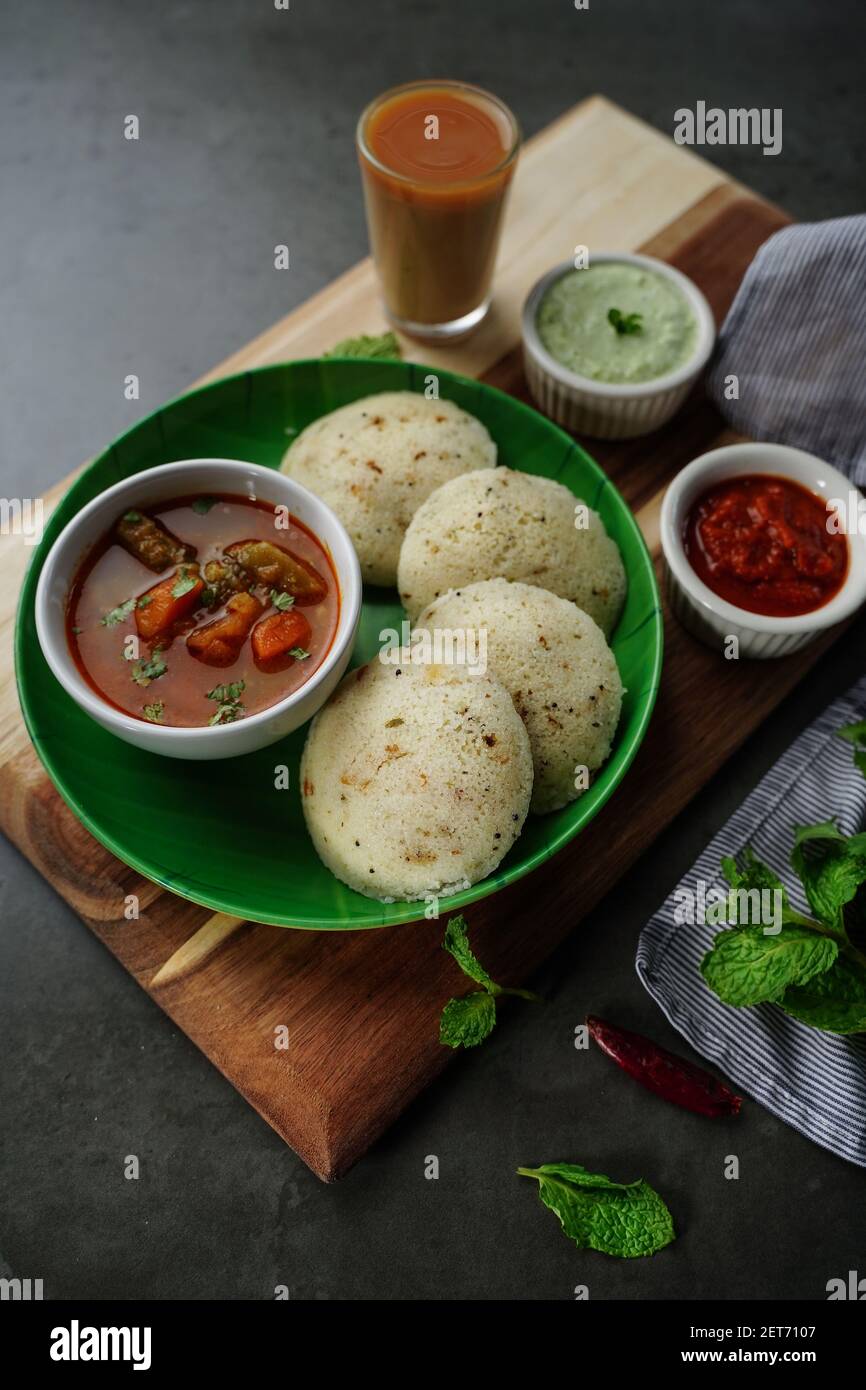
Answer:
358, 83, 518, 333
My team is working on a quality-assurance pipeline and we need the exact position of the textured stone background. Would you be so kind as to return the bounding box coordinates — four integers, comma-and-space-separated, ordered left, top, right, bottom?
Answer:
1, 0, 864, 1299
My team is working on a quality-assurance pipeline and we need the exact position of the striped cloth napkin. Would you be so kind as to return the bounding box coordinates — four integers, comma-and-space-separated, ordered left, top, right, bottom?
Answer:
705, 214, 866, 478
636, 676, 866, 1166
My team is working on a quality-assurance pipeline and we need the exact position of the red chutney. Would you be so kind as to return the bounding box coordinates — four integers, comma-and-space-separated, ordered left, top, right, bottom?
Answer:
683, 474, 848, 618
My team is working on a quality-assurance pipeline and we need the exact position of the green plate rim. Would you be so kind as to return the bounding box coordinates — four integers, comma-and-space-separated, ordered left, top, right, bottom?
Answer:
15, 357, 663, 929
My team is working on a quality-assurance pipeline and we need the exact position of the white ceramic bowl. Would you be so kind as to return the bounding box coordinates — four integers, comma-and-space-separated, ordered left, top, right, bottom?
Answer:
35, 458, 362, 759
522, 253, 716, 439
661, 442, 866, 659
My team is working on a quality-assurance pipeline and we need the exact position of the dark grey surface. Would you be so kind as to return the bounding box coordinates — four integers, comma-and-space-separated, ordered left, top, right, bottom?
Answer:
1, 0, 864, 1301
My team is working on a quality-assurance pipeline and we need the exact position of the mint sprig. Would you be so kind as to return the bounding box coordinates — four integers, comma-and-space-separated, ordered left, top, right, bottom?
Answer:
438, 915, 541, 1049
607, 308, 643, 336
700, 724, 866, 1034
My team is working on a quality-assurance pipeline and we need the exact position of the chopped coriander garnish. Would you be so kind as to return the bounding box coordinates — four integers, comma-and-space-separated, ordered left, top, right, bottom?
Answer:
101, 596, 136, 627
171, 569, 198, 599
206, 679, 245, 725
206, 680, 245, 704
131, 653, 167, 687
137, 594, 153, 609
123, 509, 142, 523
289, 647, 310, 660
192, 496, 217, 515
200, 586, 217, 607
271, 590, 295, 612
607, 307, 643, 336
143, 700, 165, 723
209, 703, 243, 726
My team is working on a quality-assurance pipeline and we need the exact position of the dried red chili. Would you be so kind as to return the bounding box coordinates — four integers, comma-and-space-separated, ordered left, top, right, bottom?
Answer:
587, 1016, 742, 1118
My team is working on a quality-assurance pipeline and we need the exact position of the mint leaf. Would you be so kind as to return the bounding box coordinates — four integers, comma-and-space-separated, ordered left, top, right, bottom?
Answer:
780, 955, 866, 1034
836, 722, 866, 778
439, 992, 497, 1048
518, 1163, 675, 1258
722, 845, 787, 902
607, 308, 643, 336
131, 654, 167, 687
792, 820, 846, 845
791, 823, 866, 931
700, 926, 838, 1007
720, 846, 809, 929
444, 914, 499, 992
101, 596, 136, 627
323, 331, 402, 361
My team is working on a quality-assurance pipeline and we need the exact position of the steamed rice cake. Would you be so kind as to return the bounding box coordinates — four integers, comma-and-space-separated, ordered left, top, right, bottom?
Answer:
397, 466, 626, 633
299, 654, 532, 901
281, 391, 496, 586
416, 578, 622, 814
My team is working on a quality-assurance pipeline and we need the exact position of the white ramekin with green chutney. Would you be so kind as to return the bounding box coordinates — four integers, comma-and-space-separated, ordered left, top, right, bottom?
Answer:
522, 253, 716, 439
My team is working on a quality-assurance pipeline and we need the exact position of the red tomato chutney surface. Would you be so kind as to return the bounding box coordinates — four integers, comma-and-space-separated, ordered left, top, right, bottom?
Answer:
683, 473, 848, 618
67, 494, 340, 727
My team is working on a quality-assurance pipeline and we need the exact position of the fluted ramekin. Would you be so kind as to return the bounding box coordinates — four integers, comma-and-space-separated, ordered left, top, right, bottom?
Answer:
661, 443, 866, 659
522, 254, 716, 440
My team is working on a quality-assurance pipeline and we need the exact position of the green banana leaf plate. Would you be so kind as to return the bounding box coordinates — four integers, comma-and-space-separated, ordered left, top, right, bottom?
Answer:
16, 358, 662, 929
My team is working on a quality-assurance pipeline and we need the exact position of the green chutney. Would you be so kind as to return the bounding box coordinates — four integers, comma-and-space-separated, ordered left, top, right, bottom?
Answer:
537, 262, 698, 384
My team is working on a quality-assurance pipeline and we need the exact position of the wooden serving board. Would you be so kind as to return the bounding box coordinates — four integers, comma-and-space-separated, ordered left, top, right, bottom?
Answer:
2, 97, 819, 1180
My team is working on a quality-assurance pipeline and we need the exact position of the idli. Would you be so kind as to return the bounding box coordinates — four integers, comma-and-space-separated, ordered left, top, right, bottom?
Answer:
281, 391, 496, 586
300, 654, 532, 902
398, 466, 626, 633
416, 578, 622, 814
